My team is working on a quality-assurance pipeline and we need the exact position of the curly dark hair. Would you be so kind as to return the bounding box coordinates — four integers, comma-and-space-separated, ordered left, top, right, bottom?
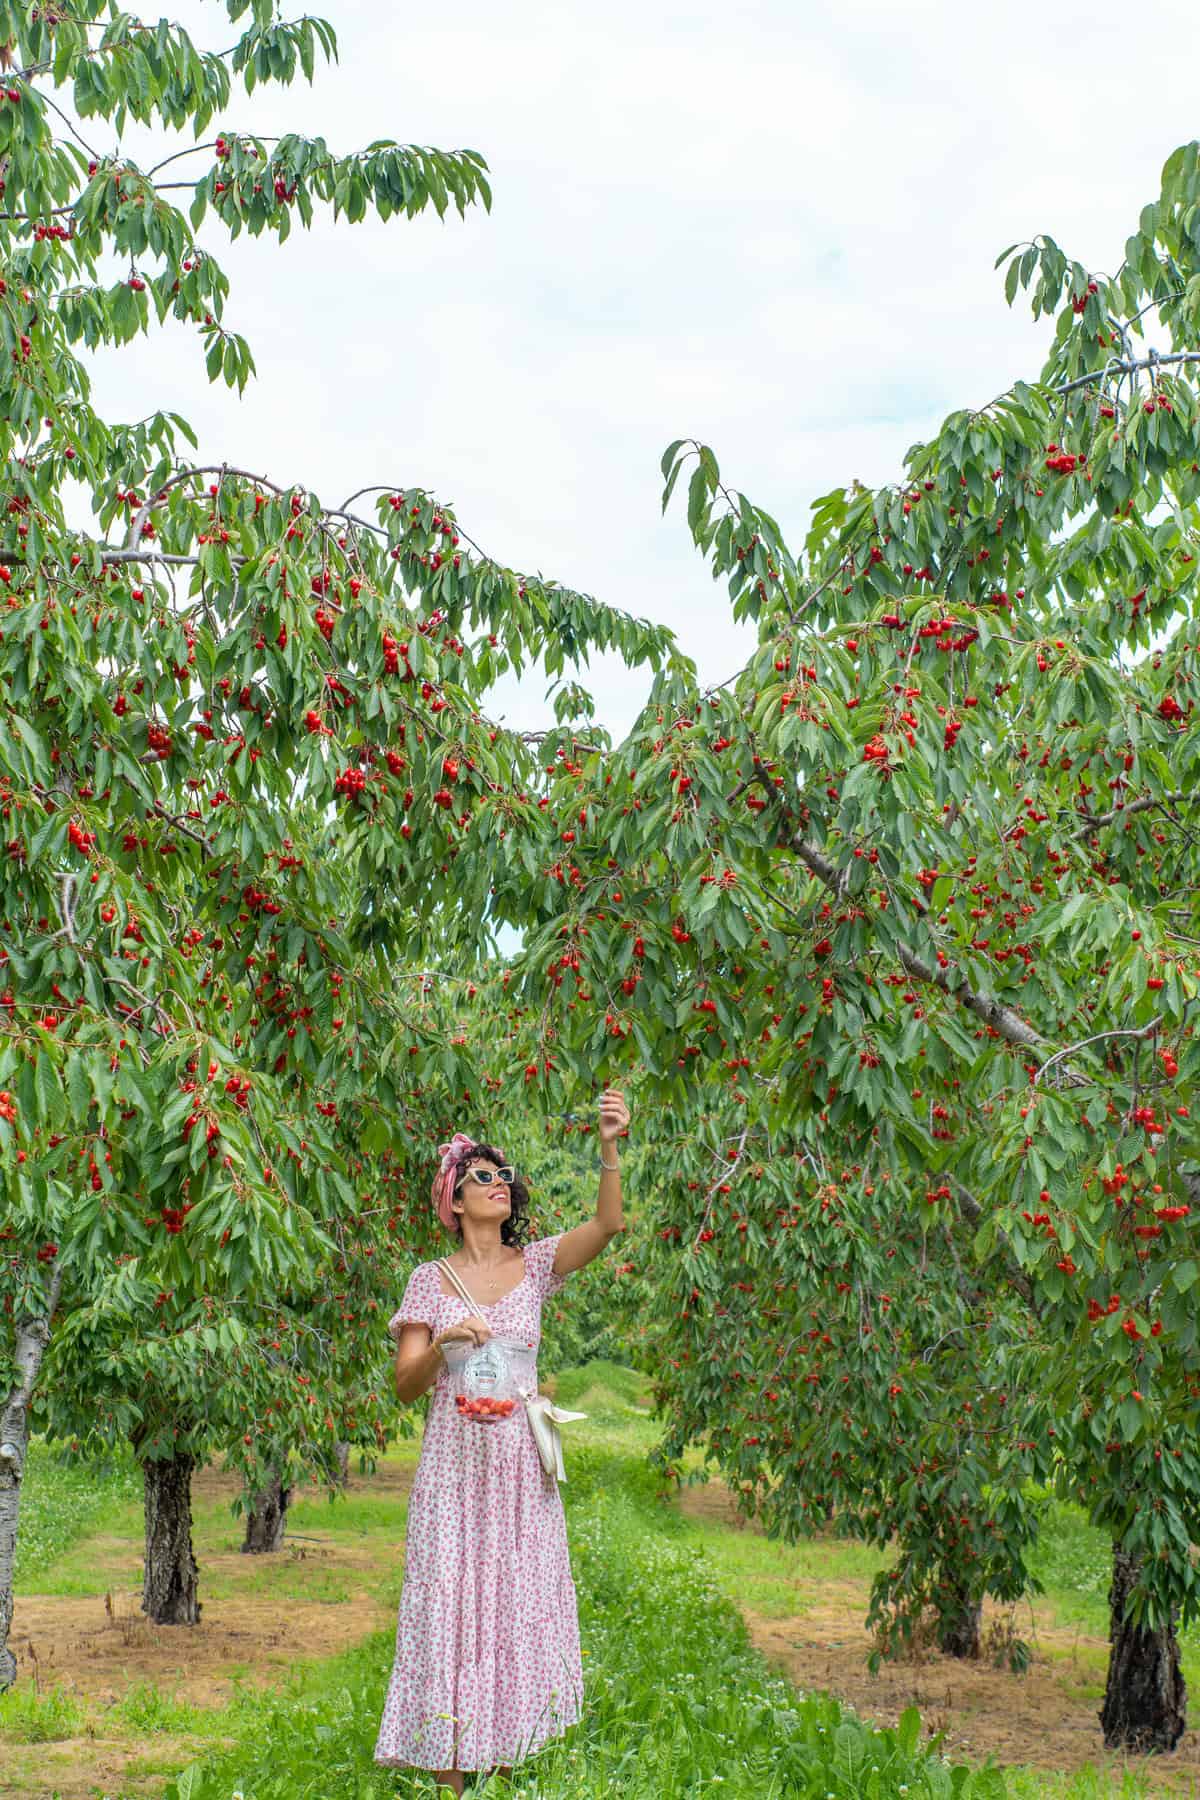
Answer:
447, 1140, 532, 1247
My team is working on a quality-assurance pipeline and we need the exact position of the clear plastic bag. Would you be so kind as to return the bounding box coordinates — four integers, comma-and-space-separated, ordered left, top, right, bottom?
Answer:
440, 1333, 537, 1423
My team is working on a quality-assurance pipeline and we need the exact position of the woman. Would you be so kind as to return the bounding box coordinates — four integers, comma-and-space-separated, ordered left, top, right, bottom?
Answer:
373, 1087, 630, 1795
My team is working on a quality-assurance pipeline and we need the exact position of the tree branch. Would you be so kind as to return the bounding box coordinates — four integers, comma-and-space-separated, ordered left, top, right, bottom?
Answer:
124, 464, 289, 550
691, 1125, 750, 1249
1070, 790, 1192, 843
746, 766, 1048, 1052
1054, 349, 1200, 396
950, 1177, 1042, 1319
1032, 1019, 1161, 1089
115, 773, 214, 850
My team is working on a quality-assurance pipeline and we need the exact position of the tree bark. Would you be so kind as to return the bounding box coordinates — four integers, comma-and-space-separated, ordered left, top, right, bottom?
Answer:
0, 1267, 63, 1692
141, 1452, 201, 1624
933, 1566, 982, 1660
334, 1439, 350, 1487
240, 1469, 291, 1554
1100, 1546, 1186, 1753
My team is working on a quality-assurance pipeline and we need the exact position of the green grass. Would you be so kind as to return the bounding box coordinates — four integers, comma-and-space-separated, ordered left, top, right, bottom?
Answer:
22, 1458, 411, 1606
11, 1437, 142, 1589
6, 1371, 1200, 1798
0, 1678, 87, 1742
683, 1510, 892, 1618
110, 1682, 219, 1737
551, 1358, 657, 1413
1003, 1775, 1193, 1800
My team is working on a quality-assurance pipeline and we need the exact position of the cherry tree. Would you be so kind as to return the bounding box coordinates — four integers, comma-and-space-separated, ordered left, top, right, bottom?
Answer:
0, 0, 681, 1681
498, 144, 1200, 1754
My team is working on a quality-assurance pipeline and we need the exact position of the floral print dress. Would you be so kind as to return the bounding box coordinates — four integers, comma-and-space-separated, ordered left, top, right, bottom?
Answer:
373, 1233, 584, 1773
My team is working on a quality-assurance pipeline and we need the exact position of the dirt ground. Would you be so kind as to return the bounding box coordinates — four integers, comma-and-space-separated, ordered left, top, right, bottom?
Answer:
0, 1731, 226, 1800
10, 1577, 393, 1710
679, 1483, 1200, 1796
8, 1463, 415, 1713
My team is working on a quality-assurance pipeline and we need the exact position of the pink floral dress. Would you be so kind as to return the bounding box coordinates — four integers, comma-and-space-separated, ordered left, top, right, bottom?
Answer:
373, 1234, 584, 1773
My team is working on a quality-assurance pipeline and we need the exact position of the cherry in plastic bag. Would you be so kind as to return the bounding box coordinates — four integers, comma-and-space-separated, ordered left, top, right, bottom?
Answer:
442, 1334, 536, 1423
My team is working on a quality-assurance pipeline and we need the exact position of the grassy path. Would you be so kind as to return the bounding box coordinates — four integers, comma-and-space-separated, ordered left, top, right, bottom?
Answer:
1, 1364, 1198, 1798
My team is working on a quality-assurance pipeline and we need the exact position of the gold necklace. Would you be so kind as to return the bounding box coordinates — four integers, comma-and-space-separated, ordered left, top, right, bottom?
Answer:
457, 1256, 511, 1291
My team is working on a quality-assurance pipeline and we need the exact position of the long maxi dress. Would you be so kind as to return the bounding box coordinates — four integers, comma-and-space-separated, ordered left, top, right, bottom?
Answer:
373, 1233, 585, 1773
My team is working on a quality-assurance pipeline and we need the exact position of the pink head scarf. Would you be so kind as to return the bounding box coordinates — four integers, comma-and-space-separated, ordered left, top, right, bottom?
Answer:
432, 1132, 479, 1234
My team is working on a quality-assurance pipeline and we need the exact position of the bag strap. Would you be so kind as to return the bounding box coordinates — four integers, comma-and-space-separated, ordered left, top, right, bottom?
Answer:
436, 1257, 479, 1312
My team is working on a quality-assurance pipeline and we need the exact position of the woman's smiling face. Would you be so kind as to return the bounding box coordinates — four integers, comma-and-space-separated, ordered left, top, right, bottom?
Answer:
455, 1156, 513, 1226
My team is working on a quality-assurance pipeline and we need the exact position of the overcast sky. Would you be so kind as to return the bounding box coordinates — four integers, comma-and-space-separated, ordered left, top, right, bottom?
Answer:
80, 0, 1200, 744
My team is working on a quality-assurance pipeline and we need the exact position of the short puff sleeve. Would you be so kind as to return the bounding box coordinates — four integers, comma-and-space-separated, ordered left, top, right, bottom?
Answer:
387, 1263, 439, 1342
523, 1233, 570, 1300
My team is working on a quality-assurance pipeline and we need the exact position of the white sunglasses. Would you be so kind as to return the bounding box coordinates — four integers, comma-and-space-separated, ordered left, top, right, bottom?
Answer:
455, 1166, 515, 1190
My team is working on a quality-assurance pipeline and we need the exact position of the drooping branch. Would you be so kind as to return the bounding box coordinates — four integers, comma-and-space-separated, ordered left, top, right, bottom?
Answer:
895, 937, 1045, 1050
124, 465, 291, 549
112, 774, 216, 851
753, 769, 1049, 1056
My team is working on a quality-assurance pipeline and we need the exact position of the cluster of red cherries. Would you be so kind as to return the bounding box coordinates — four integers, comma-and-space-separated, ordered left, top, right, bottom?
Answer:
455, 1394, 516, 1422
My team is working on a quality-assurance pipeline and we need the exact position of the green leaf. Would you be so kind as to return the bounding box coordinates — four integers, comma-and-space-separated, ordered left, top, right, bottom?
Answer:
168, 1761, 202, 1800
686, 464, 710, 537
298, 20, 315, 82
67, 1053, 92, 1123
34, 1050, 62, 1125
897, 1705, 920, 1756
1118, 1396, 1145, 1441
661, 454, 686, 516
10, 711, 49, 775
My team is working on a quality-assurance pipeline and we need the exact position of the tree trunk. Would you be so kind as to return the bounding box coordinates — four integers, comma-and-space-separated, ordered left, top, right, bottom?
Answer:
141, 1452, 201, 1624
240, 1470, 291, 1554
334, 1439, 350, 1487
1100, 1546, 1186, 1752
933, 1566, 982, 1660
0, 1268, 63, 1692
